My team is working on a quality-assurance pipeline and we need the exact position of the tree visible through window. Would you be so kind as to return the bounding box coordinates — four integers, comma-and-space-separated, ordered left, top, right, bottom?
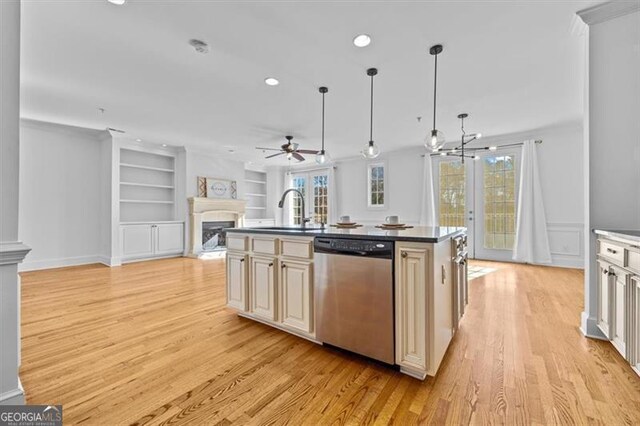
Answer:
438, 161, 466, 227
313, 175, 328, 224
483, 155, 516, 249
292, 176, 306, 225
368, 164, 385, 207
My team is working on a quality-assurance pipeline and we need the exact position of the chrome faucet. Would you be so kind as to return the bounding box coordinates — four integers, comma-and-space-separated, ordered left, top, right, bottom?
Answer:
278, 189, 311, 226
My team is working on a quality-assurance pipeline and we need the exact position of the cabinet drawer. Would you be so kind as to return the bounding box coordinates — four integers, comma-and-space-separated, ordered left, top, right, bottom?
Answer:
280, 239, 313, 259
599, 240, 624, 265
252, 237, 278, 255
227, 235, 248, 252
627, 248, 640, 274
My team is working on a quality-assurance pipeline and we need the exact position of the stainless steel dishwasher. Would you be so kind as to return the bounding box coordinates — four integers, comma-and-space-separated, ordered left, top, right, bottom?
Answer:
314, 237, 394, 364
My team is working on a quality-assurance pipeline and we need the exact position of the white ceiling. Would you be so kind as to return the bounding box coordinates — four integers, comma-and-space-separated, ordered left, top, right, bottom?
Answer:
20, 0, 596, 164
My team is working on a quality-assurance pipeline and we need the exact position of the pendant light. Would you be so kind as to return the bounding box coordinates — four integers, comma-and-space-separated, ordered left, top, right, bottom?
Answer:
425, 44, 445, 152
316, 86, 330, 165
362, 68, 380, 158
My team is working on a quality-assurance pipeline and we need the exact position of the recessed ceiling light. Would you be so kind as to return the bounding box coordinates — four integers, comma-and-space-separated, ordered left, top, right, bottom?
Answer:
353, 34, 371, 47
107, 0, 126, 5
162, 144, 167, 147
228, 149, 235, 154
264, 77, 279, 86
135, 138, 142, 142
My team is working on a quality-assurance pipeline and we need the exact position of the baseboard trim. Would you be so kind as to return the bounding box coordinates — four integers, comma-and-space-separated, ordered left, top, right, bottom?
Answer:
18, 255, 102, 272
580, 311, 607, 340
0, 381, 25, 405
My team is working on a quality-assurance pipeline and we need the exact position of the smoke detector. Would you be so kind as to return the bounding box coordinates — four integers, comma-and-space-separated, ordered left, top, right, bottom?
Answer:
189, 39, 209, 54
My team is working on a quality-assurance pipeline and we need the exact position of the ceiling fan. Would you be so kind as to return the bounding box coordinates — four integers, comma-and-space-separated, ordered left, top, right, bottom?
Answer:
256, 136, 318, 162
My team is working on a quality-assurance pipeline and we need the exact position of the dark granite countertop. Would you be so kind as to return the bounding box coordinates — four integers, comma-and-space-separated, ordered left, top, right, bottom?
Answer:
593, 229, 640, 243
226, 225, 466, 243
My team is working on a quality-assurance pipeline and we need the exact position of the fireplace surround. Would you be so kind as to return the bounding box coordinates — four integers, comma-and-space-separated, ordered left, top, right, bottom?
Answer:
187, 197, 246, 258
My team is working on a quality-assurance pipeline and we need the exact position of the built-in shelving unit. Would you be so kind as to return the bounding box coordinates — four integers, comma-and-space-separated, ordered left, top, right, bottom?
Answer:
119, 148, 177, 222
244, 170, 268, 220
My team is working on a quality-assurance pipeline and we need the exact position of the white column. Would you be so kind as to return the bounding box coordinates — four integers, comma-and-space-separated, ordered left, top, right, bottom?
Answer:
0, 0, 30, 405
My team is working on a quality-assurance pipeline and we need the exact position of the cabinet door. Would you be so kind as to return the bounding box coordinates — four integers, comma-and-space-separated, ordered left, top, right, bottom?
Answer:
395, 245, 428, 372
279, 260, 312, 333
611, 268, 628, 357
226, 253, 247, 311
597, 260, 613, 339
121, 224, 154, 259
250, 256, 277, 321
632, 276, 640, 372
155, 223, 184, 255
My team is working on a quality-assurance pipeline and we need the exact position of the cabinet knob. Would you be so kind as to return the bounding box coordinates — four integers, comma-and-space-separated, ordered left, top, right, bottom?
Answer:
268, 262, 273, 267
240, 258, 245, 263
606, 248, 617, 254
281, 263, 286, 268
401, 251, 408, 258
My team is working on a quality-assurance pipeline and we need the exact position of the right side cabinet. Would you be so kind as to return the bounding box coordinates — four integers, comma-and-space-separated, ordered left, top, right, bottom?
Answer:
595, 236, 640, 377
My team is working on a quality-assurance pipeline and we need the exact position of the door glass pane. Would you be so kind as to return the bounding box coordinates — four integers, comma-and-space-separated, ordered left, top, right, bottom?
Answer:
313, 174, 328, 224
438, 161, 466, 227
483, 155, 517, 249
291, 176, 306, 225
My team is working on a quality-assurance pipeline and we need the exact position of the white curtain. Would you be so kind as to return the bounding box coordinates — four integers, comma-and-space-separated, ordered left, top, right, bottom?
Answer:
327, 167, 338, 225
420, 154, 437, 227
513, 140, 552, 264
281, 171, 293, 226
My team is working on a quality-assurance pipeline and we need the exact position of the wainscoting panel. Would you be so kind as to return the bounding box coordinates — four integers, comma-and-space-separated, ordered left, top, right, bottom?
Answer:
547, 222, 584, 269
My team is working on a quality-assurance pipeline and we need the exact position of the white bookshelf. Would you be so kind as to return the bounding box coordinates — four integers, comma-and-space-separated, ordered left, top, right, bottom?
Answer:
244, 170, 268, 220
119, 148, 177, 222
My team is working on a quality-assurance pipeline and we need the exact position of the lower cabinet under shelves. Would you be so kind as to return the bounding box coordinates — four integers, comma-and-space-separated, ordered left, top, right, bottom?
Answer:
225, 232, 466, 380
120, 222, 184, 262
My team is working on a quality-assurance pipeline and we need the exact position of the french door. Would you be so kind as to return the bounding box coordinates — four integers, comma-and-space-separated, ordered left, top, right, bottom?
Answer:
434, 149, 520, 261
289, 171, 329, 225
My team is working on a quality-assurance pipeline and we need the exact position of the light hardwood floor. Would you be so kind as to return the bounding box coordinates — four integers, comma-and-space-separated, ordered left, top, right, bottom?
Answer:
19, 258, 640, 425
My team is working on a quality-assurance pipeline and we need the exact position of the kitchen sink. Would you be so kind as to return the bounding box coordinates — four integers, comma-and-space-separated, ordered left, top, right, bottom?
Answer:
250, 226, 326, 233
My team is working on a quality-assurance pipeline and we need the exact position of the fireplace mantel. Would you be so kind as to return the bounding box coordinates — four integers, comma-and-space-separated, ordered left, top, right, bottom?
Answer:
187, 197, 246, 257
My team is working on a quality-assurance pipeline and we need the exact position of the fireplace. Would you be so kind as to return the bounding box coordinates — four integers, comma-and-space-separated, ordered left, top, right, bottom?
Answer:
187, 197, 246, 258
202, 221, 235, 252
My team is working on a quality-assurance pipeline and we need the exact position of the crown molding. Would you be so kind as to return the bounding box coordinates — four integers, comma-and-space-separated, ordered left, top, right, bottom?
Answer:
577, 1, 640, 25
0, 242, 31, 265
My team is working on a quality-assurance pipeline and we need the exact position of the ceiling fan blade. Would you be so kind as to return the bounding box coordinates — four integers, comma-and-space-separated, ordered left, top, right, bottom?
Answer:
292, 152, 305, 162
296, 149, 319, 154
265, 152, 285, 159
256, 147, 282, 151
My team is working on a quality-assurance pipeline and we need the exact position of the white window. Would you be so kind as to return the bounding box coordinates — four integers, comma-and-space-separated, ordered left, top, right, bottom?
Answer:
367, 162, 385, 208
288, 170, 330, 225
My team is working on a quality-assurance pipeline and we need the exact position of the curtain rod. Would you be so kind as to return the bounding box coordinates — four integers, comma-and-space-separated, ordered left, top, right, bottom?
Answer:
421, 139, 542, 157
285, 165, 337, 174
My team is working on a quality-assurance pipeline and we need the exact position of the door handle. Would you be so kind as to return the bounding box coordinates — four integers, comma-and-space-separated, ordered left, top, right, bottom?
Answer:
606, 248, 617, 254
281, 263, 286, 268
268, 262, 274, 267
240, 258, 245, 263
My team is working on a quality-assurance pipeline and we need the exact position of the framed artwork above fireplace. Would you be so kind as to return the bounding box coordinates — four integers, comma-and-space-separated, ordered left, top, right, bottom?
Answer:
197, 176, 237, 199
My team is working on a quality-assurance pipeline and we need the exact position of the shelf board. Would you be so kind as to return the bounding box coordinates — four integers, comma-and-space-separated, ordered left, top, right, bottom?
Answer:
120, 182, 175, 189
245, 206, 267, 210
120, 199, 175, 204
245, 179, 266, 184
120, 163, 175, 173
245, 193, 267, 197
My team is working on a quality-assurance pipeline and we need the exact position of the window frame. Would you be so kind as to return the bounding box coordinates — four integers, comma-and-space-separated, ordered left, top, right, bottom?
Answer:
367, 161, 387, 209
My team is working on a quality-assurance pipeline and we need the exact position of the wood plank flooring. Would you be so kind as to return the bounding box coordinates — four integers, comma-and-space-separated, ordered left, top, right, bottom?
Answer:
19, 258, 640, 425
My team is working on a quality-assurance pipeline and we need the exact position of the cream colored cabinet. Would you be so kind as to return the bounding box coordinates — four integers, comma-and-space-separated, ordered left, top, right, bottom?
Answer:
249, 256, 277, 321
611, 267, 629, 357
279, 259, 313, 334
226, 252, 247, 311
155, 223, 185, 255
395, 245, 428, 375
631, 276, 640, 374
597, 260, 613, 338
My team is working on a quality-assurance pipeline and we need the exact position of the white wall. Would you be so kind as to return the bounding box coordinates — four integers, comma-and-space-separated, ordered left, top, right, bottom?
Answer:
580, 7, 640, 338
329, 122, 585, 267
19, 120, 104, 270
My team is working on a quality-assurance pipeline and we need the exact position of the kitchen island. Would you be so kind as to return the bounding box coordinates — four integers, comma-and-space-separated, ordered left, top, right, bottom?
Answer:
224, 225, 467, 380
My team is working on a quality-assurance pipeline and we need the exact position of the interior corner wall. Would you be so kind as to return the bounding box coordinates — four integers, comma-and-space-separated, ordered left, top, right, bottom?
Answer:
18, 120, 104, 271
583, 10, 640, 337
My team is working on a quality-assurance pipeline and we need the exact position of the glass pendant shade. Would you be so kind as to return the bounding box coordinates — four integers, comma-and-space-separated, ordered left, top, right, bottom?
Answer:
315, 150, 329, 165
362, 141, 380, 158
425, 129, 445, 152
